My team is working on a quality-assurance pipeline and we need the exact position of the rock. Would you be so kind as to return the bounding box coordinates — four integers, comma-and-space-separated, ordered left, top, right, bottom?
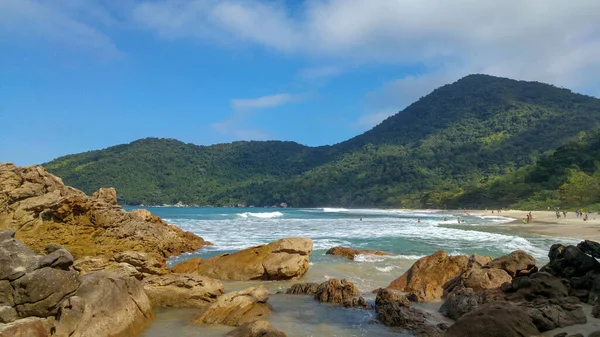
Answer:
193, 286, 272, 327
0, 317, 50, 337
590, 331, 600, 337
39, 248, 74, 270
225, 320, 287, 337
105, 262, 143, 280
44, 243, 63, 254
519, 298, 586, 332
0, 233, 40, 281
439, 287, 480, 320
91, 187, 117, 205
387, 250, 469, 301
0, 163, 207, 264
462, 268, 513, 292
178, 238, 313, 281
325, 246, 389, 260
12, 267, 80, 317
444, 302, 541, 337
507, 272, 587, 332
314, 278, 360, 304
485, 250, 537, 278
170, 257, 203, 274
577, 240, 600, 259
53, 271, 154, 337
375, 288, 446, 337
114, 251, 167, 276
286, 282, 320, 295
541, 244, 600, 278
468, 254, 493, 268
142, 274, 224, 308
0, 305, 18, 324
72, 256, 111, 275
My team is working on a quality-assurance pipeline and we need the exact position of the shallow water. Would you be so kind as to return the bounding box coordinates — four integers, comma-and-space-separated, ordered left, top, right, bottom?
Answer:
133, 207, 577, 337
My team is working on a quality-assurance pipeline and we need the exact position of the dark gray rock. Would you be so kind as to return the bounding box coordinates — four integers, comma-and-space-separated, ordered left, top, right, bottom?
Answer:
577, 240, 600, 259
589, 331, 600, 337
445, 302, 540, 337
0, 236, 40, 281
439, 287, 480, 320
375, 288, 446, 337
39, 248, 74, 270
12, 267, 80, 317
541, 245, 600, 278
0, 305, 17, 324
43, 243, 64, 254
0, 231, 15, 242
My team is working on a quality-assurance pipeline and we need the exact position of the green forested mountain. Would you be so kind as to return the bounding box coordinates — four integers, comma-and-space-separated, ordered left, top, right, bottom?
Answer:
43, 74, 600, 208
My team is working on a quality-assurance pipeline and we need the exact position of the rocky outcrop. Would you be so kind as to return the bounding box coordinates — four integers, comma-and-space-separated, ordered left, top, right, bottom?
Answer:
375, 289, 447, 337
325, 246, 389, 260
285, 282, 320, 295
314, 279, 369, 308
387, 250, 469, 301
113, 251, 168, 276
439, 287, 480, 320
0, 163, 208, 263
0, 230, 154, 337
444, 302, 541, 337
174, 238, 313, 281
225, 320, 287, 337
142, 274, 223, 308
485, 250, 537, 277
193, 286, 272, 326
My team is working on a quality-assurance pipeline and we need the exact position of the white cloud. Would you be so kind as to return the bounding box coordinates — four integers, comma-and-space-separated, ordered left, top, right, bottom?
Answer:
130, 0, 600, 94
0, 0, 124, 58
231, 93, 308, 111
211, 92, 309, 140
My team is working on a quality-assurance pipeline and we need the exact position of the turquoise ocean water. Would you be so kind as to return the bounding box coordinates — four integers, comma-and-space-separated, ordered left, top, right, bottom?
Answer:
138, 207, 576, 337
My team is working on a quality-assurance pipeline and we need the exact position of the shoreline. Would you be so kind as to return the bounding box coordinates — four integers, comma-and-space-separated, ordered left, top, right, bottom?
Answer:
469, 210, 600, 242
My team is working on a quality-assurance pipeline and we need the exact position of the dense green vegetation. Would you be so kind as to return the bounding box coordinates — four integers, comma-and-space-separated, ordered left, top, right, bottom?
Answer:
43, 74, 600, 208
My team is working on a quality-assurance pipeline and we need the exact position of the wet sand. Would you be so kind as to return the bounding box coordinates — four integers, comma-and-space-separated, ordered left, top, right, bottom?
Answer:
475, 210, 600, 241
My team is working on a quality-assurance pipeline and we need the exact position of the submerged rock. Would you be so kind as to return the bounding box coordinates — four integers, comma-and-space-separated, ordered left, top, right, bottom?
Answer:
375, 288, 447, 337
325, 246, 389, 260
387, 250, 469, 301
193, 286, 272, 327
225, 320, 287, 337
286, 282, 320, 295
314, 278, 369, 308
173, 238, 313, 281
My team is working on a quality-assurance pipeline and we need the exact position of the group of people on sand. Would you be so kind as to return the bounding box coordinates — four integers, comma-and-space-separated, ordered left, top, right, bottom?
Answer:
525, 211, 533, 223
575, 208, 589, 221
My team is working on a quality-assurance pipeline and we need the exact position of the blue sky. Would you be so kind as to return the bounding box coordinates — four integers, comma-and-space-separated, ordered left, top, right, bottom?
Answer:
2, 1, 600, 165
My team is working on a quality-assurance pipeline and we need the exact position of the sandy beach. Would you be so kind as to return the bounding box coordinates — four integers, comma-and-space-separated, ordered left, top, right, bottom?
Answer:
473, 209, 600, 241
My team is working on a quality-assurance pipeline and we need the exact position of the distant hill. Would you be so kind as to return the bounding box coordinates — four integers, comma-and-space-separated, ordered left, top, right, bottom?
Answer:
43, 74, 600, 208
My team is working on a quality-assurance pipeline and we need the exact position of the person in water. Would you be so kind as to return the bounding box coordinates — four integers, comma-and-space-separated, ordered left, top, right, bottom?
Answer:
418, 218, 421, 223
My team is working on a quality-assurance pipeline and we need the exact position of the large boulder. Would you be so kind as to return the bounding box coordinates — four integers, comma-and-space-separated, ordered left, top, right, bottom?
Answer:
52, 271, 154, 337
174, 238, 313, 281
193, 286, 272, 327
375, 289, 447, 337
113, 251, 167, 276
541, 244, 600, 278
325, 246, 389, 260
444, 302, 541, 337
0, 231, 40, 281
12, 267, 80, 317
387, 250, 469, 301
225, 320, 287, 337
0, 163, 207, 263
485, 250, 537, 278
170, 257, 203, 273
142, 274, 224, 308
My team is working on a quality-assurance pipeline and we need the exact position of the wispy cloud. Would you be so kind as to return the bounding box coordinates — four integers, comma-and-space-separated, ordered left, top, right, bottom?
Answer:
231, 93, 308, 111
0, 0, 124, 59
212, 92, 310, 140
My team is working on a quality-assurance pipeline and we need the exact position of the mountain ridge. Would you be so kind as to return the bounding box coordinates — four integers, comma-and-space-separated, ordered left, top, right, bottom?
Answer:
43, 74, 600, 207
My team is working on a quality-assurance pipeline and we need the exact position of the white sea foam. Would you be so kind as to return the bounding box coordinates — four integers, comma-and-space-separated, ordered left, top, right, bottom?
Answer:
238, 211, 283, 219
375, 266, 395, 273
322, 208, 350, 212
